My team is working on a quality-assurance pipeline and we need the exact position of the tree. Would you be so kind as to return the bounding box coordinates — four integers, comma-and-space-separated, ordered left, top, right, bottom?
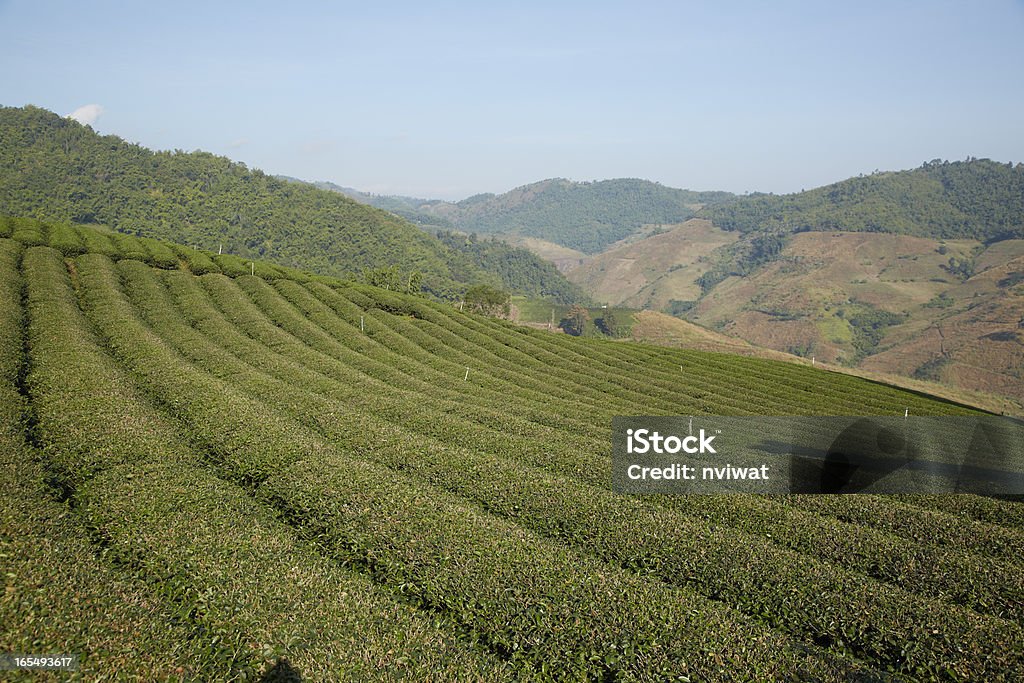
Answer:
597, 309, 620, 337
405, 271, 423, 294
362, 265, 401, 290
944, 256, 975, 281
561, 304, 590, 336
464, 284, 510, 317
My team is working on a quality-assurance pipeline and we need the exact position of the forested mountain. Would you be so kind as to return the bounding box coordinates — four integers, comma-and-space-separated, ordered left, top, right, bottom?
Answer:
431, 178, 733, 253
0, 106, 493, 298
701, 159, 1024, 241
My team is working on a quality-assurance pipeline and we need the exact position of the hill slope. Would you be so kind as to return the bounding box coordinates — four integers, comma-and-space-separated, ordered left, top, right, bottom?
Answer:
276, 176, 589, 303
0, 105, 498, 297
567, 218, 737, 308
701, 158, 1024, 241
433, 230, 590, 304
558, 161, 1024, 403
3, 220, 1024, 680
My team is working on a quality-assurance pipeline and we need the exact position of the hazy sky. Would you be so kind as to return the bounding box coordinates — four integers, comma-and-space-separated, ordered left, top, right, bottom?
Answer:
2, 1, 1022, 199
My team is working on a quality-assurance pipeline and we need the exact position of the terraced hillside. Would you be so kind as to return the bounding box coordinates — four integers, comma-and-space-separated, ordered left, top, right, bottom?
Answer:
2, 218, 1023, 681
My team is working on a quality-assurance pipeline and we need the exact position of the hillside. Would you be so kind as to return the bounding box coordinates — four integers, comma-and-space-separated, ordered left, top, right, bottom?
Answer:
566, 218, 737, 308
584, 225, 1023, 404
344, 177, 734, 254
701, 158, 1024, 241
4, 220, 1023, 680
687, 232, 1024, 401
628, 309, 1024, 416
277, 175, 588, 303
310, 180, 456, 230
433, 231, 590, 304
552, 161, 1024, 404
0, 105, 497, 298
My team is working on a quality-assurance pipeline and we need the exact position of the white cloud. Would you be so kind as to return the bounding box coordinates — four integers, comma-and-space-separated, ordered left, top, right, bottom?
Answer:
67, 104, 104, 126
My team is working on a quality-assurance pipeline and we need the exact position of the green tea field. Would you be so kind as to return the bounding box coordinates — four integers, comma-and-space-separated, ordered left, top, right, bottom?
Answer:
2, 218, 1022, 681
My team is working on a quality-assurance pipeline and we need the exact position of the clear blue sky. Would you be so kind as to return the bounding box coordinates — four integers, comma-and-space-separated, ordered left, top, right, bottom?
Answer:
2, 0, 1022, 200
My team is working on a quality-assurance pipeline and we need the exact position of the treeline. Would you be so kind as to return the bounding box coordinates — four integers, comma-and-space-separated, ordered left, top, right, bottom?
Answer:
0, 106, 487, 298
435, 231, 589, 305
701, 159, 1024, 242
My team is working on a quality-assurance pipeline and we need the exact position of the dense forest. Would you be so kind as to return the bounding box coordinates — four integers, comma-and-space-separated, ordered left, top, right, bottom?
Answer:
701, 159, 1024, 241
0, 105, 569, 299
310, 181, 457, 231
434, 231, 589, 304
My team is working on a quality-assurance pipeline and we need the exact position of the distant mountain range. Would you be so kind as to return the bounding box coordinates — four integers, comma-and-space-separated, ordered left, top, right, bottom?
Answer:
306, 177, 734, 254
553, 161, 1024, 403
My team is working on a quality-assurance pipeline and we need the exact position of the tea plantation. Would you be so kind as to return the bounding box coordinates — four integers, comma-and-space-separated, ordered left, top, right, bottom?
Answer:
1, 217, 1022, 681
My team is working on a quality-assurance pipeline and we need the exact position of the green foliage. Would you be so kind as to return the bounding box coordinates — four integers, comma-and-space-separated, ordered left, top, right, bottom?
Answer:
2, 226, 1022, 681
997, 271, 1024, 288
596, 308, 621, 337
913, 356, 951, 381
0, 105, 498, 298
945, 255, 976, 281
696, 232, 790, 294
9, 216, 47, 246
925, 292, 956, 309
361, 265, 424, 294
559, 304, 590, 336
702, 158, 1024, 241
431, 178, 733, 253
75, 224, 120, 257
434, 230, 589, 304
837, 302, 907, 362
463, 283, 510, 317
170, 242, 218, 275
668, 299, 697, 317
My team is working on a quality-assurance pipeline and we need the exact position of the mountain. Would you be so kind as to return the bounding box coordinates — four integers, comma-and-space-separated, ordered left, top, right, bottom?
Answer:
437, 178, 734, 253
0, 105, 515, 299
566, 224, 1024, 404
330, 177, 733, 254
701, 159, 1024, 241
558, 161, 1024, 404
